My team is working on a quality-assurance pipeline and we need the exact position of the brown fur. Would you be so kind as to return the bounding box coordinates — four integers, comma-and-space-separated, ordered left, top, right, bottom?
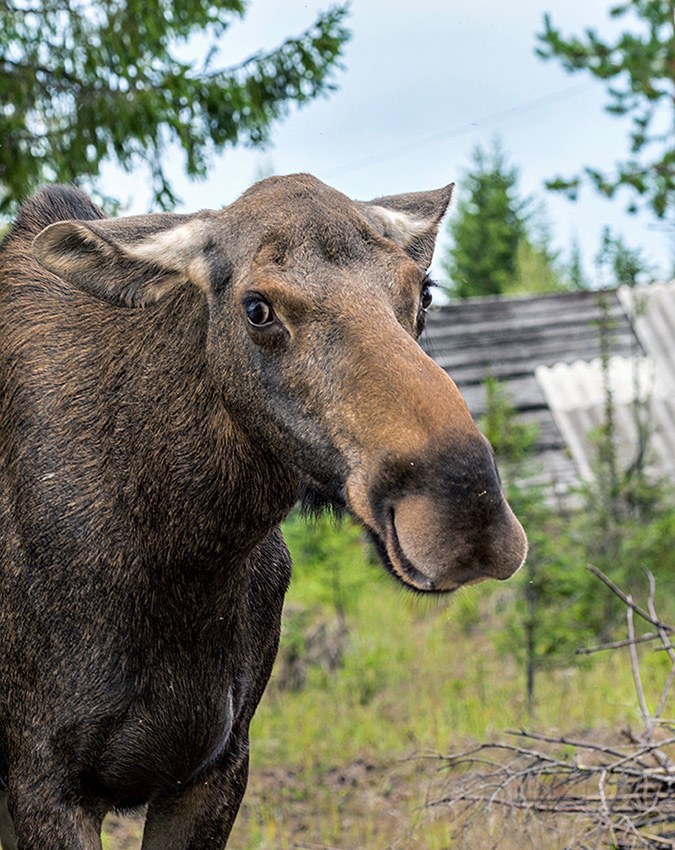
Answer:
0, 174, 526, 849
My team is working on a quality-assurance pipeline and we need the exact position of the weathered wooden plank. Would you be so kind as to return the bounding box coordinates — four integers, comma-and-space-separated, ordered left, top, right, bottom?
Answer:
427, 288, 623, 324
426, 329, 637, 375
458, 373, 548, 416
424, 297, 627, 338
423, 307, 631, 346
423, 322, 632, 354
522, 448, 582, 503
421, 288, 651, 504
470, 402, 565, 446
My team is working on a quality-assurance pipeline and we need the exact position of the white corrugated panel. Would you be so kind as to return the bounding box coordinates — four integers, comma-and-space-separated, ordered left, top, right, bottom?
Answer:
619, 280, 675, 396
535, 355, 675, 482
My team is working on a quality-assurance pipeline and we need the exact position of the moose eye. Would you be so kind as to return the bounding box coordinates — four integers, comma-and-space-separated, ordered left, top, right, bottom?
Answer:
245, 298, 274, 327
421, 284, 433, 311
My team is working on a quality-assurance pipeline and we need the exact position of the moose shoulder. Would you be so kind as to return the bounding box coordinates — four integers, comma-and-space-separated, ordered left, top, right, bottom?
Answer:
0, 174, 526, 849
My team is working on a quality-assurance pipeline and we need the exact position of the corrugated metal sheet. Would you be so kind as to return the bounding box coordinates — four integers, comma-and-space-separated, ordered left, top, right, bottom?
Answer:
618, 280, 675, 395
535, 355, 675, 482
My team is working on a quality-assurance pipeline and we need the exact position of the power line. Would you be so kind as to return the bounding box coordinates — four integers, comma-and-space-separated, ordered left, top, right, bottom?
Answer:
324, 80, 596, 179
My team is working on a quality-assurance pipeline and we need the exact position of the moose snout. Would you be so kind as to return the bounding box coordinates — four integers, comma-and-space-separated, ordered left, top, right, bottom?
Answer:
349, 438, 528, 593
388, 490, 527, 592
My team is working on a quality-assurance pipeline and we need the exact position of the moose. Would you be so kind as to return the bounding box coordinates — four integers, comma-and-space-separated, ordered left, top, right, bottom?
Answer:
0, 173, 526, 849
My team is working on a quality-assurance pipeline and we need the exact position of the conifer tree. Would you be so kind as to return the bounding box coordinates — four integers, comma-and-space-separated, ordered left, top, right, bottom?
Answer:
442, 141, 525, 298
442, 140, 563, 298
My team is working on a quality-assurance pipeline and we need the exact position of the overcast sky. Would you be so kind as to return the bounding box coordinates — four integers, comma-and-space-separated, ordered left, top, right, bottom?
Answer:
106, 0, 675, 284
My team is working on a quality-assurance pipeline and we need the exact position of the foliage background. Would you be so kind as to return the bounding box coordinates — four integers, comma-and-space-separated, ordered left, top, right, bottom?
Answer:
0, 0, 349, 212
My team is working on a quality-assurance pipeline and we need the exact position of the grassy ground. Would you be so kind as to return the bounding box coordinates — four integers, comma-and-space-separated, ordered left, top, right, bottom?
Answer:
101, 516, 674, 848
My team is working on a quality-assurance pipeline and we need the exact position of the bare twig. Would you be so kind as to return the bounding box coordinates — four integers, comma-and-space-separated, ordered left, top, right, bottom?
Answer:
587, 565, 672, 632
508, 729, 635, 759
510, 729, 675, 776
628, 595, 653, 736
577, 633, 663, 654
295, 844, 350, 850
644, 567, 675, 727
598, 769, 619, 849
645, 568, 675, 661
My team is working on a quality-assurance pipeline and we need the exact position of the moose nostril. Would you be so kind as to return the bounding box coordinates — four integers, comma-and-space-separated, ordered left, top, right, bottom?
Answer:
384, 505, 436, 592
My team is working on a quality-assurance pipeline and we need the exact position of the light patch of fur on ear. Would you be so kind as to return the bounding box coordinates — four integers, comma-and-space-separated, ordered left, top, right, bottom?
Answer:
366, 206, 433, 249
33, 222, 115, 279
125, 219, 212, 290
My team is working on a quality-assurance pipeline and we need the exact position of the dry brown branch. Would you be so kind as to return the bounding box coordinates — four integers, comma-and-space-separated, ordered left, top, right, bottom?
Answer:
587, 565, 672, 632
645, 568, 675, 727
577, 633, 663, 655
628, 595, 652, 735
426, 570, 675, 849
429, 732, 675, 848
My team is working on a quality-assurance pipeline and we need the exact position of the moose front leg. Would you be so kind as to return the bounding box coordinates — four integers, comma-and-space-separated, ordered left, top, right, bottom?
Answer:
6, 785, 103, 850
0, 792, 17, 850
141, 735, 249, 850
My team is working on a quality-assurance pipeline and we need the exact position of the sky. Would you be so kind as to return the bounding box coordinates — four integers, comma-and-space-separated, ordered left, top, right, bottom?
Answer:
105, 0, 675, 285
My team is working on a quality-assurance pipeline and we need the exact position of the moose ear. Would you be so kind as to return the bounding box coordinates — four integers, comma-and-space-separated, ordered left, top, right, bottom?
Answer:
32, 212, 216, 307
357, 183, 454, 269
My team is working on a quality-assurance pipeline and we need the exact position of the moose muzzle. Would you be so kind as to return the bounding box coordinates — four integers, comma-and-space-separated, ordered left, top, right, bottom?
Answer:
348, 432, 527, 593
342, 331, 528, 593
